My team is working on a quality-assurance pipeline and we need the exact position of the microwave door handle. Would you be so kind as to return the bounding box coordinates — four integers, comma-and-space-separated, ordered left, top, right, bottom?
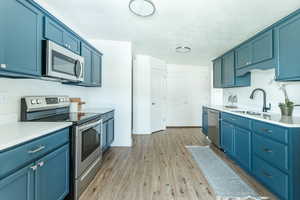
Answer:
79, 119, 102, 132
79, 61, 84, 79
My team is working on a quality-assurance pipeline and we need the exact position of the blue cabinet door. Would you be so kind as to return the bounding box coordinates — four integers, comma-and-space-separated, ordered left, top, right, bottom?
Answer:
44, 17, 80, 54
107, 119, 114, 146
252, 30, 273, 65
202, 108, 208, 135
234, 127, 251, 170
35, 144, 69, 200
0, 164, 34, 200
0, 0, 42, 76
102, 121, 108, 151
235, 43, 252, 69
222, 51, 235, 87
81, 43, 93, 85
213, 58, 222, 88
275, 13, 300, 81
44, 17, 64, 46
63, 31, 80, 54
221, 121, 234, 156
92, 52, 102, 87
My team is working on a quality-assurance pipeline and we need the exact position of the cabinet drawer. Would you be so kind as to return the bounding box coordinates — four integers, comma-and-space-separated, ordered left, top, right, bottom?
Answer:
253, 134, 288, 171
101, 111, 114, 122
253, 156, 288, 199
0, 128, 69, 178
222, 112, 251, 130
253, 121, 288, 143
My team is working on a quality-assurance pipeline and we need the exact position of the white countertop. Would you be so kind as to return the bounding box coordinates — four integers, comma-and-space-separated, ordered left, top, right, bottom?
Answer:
205, 105, 300, 128
0, 122, 72, 151
81, 107, 114, 114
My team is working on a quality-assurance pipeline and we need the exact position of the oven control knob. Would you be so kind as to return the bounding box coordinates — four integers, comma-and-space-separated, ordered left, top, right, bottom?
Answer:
37, 99, 42, 104
31, 99, 37, 105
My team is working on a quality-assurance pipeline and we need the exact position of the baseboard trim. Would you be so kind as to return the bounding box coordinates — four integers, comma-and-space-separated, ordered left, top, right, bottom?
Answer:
167, 126, 201, 128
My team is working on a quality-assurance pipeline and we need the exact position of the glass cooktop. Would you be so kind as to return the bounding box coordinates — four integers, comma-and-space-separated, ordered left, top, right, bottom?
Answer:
34, 112, 100, 123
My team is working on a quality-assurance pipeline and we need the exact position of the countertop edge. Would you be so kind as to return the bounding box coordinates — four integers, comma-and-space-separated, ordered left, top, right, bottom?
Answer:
0, 122, 72, 152
204, 105, 300, 128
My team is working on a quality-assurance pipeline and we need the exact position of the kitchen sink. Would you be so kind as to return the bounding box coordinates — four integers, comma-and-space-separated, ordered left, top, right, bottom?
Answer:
232, 110, 263, 116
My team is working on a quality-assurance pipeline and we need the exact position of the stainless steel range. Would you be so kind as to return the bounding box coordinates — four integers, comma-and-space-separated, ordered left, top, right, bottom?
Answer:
21, 96, 102, 200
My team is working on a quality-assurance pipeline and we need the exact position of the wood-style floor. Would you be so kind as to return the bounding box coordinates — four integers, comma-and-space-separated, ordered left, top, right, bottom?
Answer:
80, 128, 277, 200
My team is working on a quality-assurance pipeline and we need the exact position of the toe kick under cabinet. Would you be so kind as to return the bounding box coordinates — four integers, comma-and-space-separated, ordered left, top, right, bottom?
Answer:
219, 112, 300, 200
0, 128, 70, 200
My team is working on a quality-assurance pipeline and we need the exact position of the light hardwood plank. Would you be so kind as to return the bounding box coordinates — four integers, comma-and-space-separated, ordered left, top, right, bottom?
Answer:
79, 128, 277, 200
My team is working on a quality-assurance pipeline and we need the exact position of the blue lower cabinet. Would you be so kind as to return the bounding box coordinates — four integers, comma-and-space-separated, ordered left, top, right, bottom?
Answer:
253, 155, 288, 200
35, 144, 69, 200
102, 121, 108, 151
202, 107, 208, 135
0, 164, 35, 200
234, 127, 251, 170
0, 129, 70, 200
107, 119, 114, 146
221, 121, 234, 156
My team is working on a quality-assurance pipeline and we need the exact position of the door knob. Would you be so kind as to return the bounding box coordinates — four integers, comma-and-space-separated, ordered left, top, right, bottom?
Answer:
152, 103, 155, 105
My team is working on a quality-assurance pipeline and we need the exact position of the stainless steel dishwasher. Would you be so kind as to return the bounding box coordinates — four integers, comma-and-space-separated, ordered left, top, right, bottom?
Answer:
207, 109, 221, 148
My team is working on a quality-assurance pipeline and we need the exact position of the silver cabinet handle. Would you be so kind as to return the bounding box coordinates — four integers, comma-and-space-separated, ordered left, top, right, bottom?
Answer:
262, 171, 272, 178
0, 64, 7, 69
28, 146, 45, 154
263, 148, 272, 153
38, 161, 44, 167
260, 128, 272, 134
30, 165, 38, 171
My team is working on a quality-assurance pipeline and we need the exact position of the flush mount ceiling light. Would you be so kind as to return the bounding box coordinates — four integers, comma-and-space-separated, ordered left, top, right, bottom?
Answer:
175, 46, 192, 53
129, 0, 156, 17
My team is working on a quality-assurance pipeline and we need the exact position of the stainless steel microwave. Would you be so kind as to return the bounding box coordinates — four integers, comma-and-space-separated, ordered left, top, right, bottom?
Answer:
44, 40, 84, 82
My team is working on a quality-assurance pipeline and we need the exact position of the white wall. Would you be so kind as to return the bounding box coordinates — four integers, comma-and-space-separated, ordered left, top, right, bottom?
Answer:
87, 39, 133, 147
166, 64, 211, 127
223, 69, 300, 116
0, 79, 92, 118
132, 55, 152, 134
132, 55, 167, 134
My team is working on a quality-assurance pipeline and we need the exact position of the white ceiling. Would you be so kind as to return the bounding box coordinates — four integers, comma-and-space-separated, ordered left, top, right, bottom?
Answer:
44, 0, 300, 66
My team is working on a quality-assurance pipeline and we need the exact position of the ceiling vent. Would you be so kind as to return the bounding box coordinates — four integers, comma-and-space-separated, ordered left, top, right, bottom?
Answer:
129, 0, 156, 17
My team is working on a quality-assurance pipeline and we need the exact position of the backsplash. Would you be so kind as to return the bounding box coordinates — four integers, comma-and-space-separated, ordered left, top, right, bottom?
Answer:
0, 78, 93, 120
223, 69, 300, 116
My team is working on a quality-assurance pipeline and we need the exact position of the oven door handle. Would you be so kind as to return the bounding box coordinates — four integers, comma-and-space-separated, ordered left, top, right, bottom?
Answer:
79, 119, 103, 132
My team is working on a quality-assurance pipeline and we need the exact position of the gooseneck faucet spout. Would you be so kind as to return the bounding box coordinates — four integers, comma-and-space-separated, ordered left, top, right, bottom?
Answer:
250, 88, 271, 112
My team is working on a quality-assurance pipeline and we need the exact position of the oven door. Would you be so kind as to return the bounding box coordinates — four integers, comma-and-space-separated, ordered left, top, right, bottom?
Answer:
75, 118, 102, 178
45, 40, 84, 82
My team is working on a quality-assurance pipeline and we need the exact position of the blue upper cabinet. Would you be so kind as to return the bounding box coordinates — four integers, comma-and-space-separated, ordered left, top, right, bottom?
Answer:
0, 164, 34, 200
81, 43, 93, 85
44, 17, 80, 54
252, 30, 273, 64
213, 58, 222, 88
92, 52, 102, 86
222, 51, 235, 87
275, 13, 300, 81
213, 52, 250, 88
235, 30, 273, 71
235, 43, 252, 69
0, 0, 43, 77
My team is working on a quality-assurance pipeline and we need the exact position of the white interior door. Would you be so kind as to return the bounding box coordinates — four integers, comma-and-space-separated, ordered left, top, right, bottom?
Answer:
151, 68, 166, 133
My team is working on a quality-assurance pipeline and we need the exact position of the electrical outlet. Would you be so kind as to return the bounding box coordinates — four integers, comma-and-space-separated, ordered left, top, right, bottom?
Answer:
0, 94, 8, 105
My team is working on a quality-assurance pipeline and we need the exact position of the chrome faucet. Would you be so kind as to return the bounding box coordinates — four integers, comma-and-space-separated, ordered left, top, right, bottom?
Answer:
250, 88, 271, 112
